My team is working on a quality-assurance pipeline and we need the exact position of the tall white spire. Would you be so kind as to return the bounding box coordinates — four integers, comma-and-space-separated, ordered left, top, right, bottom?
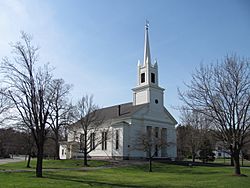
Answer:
143, 20, 151, 66
133, 22, 164, 106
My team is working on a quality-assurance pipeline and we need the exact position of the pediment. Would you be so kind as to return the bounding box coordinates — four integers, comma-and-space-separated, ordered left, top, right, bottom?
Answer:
131, 104, 177, 125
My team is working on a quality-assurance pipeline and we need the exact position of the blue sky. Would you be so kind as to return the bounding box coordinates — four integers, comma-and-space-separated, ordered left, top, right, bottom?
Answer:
0, 0, 249, 122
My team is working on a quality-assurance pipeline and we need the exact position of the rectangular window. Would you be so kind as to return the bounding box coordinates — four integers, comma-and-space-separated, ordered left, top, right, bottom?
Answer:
155, 127, 159, 138
146, 126, 152, 158
90, 133, 95, 150
151, 73, 155, 83
102, 131, 107, 150
147, 126, 152, 138
141, 73, 145, 83
115, 130, 119, 150
61, 149, 64, 156
155, 145, 158, 157
73, 131, 77, 141
161, 128, 167, 157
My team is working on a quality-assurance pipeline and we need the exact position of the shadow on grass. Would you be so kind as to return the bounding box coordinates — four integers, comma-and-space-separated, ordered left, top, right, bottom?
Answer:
45, 173, 144, 188
43, 171, 197, 188
125, 163, 222, 176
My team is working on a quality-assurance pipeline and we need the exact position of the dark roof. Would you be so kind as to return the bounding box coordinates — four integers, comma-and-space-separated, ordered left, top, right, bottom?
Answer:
71, 102, 147, 128
95, 102, 147, 121
70, 102, 177, 129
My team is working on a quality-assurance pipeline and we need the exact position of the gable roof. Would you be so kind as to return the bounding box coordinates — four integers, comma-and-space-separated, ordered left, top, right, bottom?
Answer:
95, 102, 147, 121
69, 102, 147, 129
164, 107, 178, 125
70, 102, 177, 129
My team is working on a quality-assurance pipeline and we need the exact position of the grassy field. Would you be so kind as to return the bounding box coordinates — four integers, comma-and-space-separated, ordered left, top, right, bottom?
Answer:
0, 159, 250, 188
0, 159, 109, 170
213, 158, 250, 166
185, 158, 250, 166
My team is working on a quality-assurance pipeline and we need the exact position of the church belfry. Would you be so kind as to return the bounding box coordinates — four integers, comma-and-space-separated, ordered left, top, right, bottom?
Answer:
132, 22, 165, 108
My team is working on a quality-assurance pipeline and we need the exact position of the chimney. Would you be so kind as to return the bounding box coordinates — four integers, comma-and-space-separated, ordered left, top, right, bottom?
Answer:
118, 105, 121, 116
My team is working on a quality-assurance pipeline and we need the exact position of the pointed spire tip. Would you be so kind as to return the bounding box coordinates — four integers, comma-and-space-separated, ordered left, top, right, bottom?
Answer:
143, 20, 151, 66
145, 20, 149, 30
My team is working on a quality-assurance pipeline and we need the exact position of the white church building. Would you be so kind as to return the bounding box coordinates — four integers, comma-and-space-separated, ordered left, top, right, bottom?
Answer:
59, 24, 177, 160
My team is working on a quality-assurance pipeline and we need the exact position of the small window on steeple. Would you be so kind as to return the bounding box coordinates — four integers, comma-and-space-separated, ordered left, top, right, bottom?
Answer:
151, 73, 155, 83
141, 73, 145, 83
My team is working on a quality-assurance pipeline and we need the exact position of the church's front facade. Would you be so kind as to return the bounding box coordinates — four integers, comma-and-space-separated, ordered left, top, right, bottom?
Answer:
59, 24, 177, 160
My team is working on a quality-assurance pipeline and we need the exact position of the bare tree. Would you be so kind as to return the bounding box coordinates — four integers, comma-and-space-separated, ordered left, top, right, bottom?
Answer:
0, 88, 12, 125
176, 124, 190, 160
177, 124, 200, 162
48, 79, 73, 160
23, 128, 35, 168
179, 55, 250, 175
198, 134, 215, 163
179, 109, 211, 162
15, 121, 36, 168
1, 32, 55, 177
74, 95, 105, 166
134, 128, 168, 172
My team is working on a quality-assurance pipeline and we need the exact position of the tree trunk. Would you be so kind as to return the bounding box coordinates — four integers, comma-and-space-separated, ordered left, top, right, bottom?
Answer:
242, 154, 244, 167
84, 147, 88, 166
192, 153, 196, 163
36, 144, 44, 177
26, 154, 31, 168
233, 151, 241, 175
230, 155, 234, 166
149, 157, 152, 172
230, 146, 234, 166
83, 133, 88, 166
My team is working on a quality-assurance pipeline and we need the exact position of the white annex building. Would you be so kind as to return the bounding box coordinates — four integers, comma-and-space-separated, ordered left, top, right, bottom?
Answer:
59, 24, 177, 160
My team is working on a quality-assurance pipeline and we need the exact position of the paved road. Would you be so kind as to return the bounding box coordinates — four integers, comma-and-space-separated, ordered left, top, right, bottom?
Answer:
0, 156, 25, 165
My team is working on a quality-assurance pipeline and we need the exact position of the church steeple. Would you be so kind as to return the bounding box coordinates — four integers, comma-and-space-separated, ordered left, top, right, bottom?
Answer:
132, 22, 165, 108
143, 21, 151, 66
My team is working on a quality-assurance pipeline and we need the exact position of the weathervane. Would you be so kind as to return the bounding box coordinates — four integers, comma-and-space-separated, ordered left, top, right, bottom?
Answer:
145, 20, 149, 30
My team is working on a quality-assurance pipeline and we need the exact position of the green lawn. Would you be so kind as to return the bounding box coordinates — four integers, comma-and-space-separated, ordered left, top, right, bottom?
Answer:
0, 159, 109, 170
185, 158, 250, 166
1, 160, 250, 187
213, 158, 250, 166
